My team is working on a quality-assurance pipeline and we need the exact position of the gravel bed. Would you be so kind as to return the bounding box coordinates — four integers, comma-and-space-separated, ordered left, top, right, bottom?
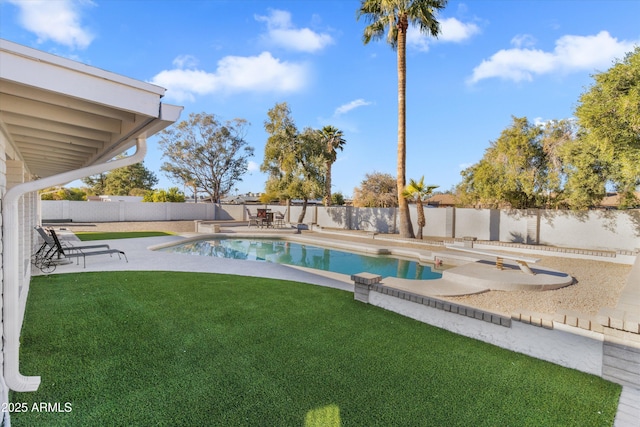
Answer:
446, 255, 631, 316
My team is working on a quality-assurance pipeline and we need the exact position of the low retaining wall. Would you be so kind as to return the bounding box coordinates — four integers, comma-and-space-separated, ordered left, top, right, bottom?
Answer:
351, 253, 640, 389
353, 277, 604, 376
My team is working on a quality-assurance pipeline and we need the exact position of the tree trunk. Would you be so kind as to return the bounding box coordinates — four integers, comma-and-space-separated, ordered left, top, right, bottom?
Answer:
416, 199, 425, 240
324, 159, 332, 206
297, 198, 308, 223
396, 15, 415, 238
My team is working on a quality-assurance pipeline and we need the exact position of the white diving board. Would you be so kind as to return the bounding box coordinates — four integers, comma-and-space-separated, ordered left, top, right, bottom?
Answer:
445, 245, 540, 275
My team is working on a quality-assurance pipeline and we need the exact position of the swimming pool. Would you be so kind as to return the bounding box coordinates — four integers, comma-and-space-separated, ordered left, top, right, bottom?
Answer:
162, 238, 443, 280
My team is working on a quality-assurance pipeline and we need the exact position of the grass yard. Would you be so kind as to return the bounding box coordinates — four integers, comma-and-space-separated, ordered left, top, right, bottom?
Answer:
12, 272, 620, 426
75, 231, 173, 240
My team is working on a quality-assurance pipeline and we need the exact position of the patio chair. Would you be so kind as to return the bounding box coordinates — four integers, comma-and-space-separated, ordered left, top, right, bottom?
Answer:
246, 208, 260, 228
32, 227, 111, 272
49, 227, 127, 268
273, 209, 287, 228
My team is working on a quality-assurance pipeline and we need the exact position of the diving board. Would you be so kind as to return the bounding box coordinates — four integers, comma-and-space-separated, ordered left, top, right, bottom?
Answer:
445, 246, 540, 275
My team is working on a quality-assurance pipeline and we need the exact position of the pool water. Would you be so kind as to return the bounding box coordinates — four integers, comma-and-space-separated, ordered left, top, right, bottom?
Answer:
162, 238, 443, 280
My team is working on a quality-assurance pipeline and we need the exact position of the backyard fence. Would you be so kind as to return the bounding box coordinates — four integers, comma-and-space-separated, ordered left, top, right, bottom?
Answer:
41, 200, 639, 252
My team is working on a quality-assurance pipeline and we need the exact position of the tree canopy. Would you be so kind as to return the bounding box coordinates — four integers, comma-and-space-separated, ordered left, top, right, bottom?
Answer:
82, 160, 157, 196
457, 117, 552, 209
261, 102, 325, 223
353, 171, 398, 207
564, 46, 640, 208
402, 176, 438, 239
143, 187, 186, 203
456, 47, 640, 210
319, 125, 346, 206
40, 187, 86, 201
158, 112, 254, 203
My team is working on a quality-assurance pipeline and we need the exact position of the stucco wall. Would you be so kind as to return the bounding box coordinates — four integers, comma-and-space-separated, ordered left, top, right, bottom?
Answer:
453, 208, 495, 240
539, 210, 639, 252
423, 207, 452, 237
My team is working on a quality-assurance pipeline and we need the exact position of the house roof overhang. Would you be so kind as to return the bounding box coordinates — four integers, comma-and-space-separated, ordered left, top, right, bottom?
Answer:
0, 39, 183, 394
0, 38, 183, 180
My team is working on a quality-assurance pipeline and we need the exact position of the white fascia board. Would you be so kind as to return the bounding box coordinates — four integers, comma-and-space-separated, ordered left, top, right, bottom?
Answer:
0, 39, 164, 117
92, 103, 183, 164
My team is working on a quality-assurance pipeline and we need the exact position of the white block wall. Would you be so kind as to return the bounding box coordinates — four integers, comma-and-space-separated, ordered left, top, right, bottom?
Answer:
540, 210, 639, 252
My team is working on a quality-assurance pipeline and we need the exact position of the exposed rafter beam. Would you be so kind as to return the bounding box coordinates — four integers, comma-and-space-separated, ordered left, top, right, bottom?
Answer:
0, 80, 137, 123
0, 112, 111, 144
0, 93, 122, 133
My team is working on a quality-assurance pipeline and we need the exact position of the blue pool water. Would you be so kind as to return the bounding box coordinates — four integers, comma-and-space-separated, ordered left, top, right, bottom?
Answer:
162, 238, 443, 280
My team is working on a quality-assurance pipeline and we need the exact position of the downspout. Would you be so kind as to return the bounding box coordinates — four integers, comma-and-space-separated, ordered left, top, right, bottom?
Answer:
3, 137, 147, 392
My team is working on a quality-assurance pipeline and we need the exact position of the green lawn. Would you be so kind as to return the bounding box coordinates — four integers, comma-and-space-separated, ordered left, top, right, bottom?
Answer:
12, 272, 620, 426
75, 231, 173, 240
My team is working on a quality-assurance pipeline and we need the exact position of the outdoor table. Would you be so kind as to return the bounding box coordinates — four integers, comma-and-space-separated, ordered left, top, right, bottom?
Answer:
257, 209, 273, 227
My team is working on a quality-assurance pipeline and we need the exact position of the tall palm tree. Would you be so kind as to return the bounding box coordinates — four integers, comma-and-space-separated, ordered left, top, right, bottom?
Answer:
357, 0, 447, 238
402, 176, 438, 239
319, 125, 346, 206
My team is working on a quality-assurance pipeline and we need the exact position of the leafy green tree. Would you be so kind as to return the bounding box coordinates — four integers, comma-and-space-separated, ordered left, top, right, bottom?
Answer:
40, 187, 86, 201
261, 103, 325, 223
318, 125, 346, 206
158, 112, 254, 203
103, 161, 158, 196
540, 119, 576, 207
358, 0, 448, 238
353, 172, 398, 207
456, 117, 553, 209
331, 191, 346, 206
81, 173, 107, 196
402, 176, 438, 239
83, 160, 157, 196
143, 187, 186, 202
563, 47, 640, 208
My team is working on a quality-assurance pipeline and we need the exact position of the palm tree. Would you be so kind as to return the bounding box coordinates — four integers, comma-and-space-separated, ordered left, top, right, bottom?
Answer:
402, 176, 438, 239
319, 125, 346, 206
357, 0, 447, 238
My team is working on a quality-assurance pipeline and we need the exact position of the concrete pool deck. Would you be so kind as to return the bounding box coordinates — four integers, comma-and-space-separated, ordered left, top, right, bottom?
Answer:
38, 227, 640, 426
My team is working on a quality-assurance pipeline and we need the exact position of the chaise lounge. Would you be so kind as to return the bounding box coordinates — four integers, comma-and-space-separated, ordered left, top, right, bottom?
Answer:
48, 227, 128, 268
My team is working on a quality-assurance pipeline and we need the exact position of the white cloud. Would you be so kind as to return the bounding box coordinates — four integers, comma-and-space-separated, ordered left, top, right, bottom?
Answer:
439, 17, 481, 43
469, 31, 638, 84
408, 17, 480, 51
247, 161, 259, 172
7, 0, 95, 49
150, 52, 309, 102
255, 9, 333, 53
334, 99, 372, 116
511, 34, 537, 48
172, 55, 199, 69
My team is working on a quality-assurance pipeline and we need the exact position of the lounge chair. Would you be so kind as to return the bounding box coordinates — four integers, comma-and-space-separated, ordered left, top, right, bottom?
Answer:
49, 227, 127, 268
35, 226, 110, 255
32, 227, 111, 272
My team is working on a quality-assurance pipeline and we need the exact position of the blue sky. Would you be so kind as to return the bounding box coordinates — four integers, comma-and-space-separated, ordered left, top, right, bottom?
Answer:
2, 0, 639, 197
